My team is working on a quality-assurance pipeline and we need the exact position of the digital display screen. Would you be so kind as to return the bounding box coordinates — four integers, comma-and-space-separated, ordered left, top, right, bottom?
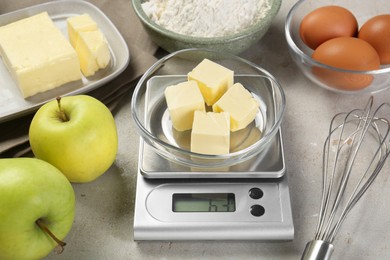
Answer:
172, 193, 236, 212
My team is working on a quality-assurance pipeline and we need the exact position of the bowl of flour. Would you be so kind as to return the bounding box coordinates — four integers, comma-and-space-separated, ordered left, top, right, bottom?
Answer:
132, 0, 282, 54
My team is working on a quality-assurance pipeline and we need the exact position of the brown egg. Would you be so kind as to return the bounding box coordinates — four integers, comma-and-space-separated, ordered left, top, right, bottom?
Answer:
358, 14, 390, 64
300, 6, 358, 50
312, 37, 380, 90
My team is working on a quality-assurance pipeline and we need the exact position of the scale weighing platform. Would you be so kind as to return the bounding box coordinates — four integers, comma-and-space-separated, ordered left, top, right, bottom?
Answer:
133, 130, 294, 241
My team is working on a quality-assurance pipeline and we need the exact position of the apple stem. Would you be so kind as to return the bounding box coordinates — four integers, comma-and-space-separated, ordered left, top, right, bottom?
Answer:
35, 219, 66, 254
56, 97, 69, 122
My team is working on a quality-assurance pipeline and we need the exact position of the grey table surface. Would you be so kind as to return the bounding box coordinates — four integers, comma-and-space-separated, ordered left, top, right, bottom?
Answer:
2, 0, 390, 259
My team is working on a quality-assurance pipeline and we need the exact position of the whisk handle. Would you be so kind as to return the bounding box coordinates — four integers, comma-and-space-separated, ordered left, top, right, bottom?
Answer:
301, 240, 334, 260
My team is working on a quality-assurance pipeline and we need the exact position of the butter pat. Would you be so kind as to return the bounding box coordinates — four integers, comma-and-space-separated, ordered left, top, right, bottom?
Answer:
188, 59, 233, 106
164, 81, 205, 131
67, 14, 110, 77
0, 12, 81, 98
67, 13, 98, 49
213, 83, 259, 132
191, 111, 230, 155
76, 30, 111, 77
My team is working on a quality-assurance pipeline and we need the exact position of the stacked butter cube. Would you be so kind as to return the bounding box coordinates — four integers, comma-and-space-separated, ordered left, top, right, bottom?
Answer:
67, 14, 110, 77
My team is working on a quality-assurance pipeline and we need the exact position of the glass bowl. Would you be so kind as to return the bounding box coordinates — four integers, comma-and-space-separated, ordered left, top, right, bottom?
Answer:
131, 49, 286, 168
285, 0, 390, 94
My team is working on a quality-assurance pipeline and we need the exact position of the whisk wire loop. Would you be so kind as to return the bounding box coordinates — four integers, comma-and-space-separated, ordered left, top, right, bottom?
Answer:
327, 105, 390, 242
302, 97, 390, 260
315, 99, 373, 241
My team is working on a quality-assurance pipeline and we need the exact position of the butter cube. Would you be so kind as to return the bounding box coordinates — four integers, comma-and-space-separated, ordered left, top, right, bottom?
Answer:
164, 81, 205, 131
76, 30, 111, 77
0, 12, 81, 98
188, 59, 233, 106
67, 14, 110, 77
191, 111, 230, 155
67, 13, 98, 48
213, 83, 259, 132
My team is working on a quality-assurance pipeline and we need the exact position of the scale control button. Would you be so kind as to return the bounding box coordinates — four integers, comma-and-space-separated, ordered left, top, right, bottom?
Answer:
248, 187, 263, 199
250, 204, 265, 217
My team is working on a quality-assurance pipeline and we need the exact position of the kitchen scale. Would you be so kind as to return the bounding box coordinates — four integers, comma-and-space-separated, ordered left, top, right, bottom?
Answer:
133, 74, 294, 241
133, 130, 294, 241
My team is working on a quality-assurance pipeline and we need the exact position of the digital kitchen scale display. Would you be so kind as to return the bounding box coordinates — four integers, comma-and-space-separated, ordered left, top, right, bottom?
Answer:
133, 131, 294, 241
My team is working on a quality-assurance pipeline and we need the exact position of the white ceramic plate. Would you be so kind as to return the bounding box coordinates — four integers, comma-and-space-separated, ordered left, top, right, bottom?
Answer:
0, 0, 130, 123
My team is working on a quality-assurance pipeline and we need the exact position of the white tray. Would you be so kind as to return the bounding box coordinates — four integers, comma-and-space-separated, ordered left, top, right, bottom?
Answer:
0, 0, 130, 123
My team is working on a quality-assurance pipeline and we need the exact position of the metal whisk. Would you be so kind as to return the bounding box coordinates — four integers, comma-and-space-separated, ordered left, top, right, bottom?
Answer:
301, 97, 390, 260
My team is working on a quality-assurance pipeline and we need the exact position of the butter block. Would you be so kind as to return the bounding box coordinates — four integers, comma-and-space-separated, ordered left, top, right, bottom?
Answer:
76, 30, 111, 77
188, 59, 233, 106
191, 111, 230, 155
67, 13, 98, 49
164, 80, 205, 131
0, 12, 81, 98
213, 83, 259, 132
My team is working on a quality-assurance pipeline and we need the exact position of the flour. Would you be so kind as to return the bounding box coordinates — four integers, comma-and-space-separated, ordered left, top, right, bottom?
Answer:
141, 0, 271, 37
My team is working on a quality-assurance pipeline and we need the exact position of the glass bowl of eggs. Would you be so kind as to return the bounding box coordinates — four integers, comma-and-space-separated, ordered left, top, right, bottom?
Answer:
285, 0, 390, 93
131, 49, 285, 169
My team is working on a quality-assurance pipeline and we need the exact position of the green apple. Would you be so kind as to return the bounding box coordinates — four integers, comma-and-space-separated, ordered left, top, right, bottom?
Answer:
29, 95, 118, 183
0, 158, 75, 260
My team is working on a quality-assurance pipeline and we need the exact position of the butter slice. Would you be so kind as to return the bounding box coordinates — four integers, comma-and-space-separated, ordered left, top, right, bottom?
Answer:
0, 12, 81, 98
213, 83, 259, 132
67, 14, 110, 77
188, 59, 233, 106
67, 13, 98, 49
164, 81, 205, 131
191, 111, 230, 155
76, 30, 111, 77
